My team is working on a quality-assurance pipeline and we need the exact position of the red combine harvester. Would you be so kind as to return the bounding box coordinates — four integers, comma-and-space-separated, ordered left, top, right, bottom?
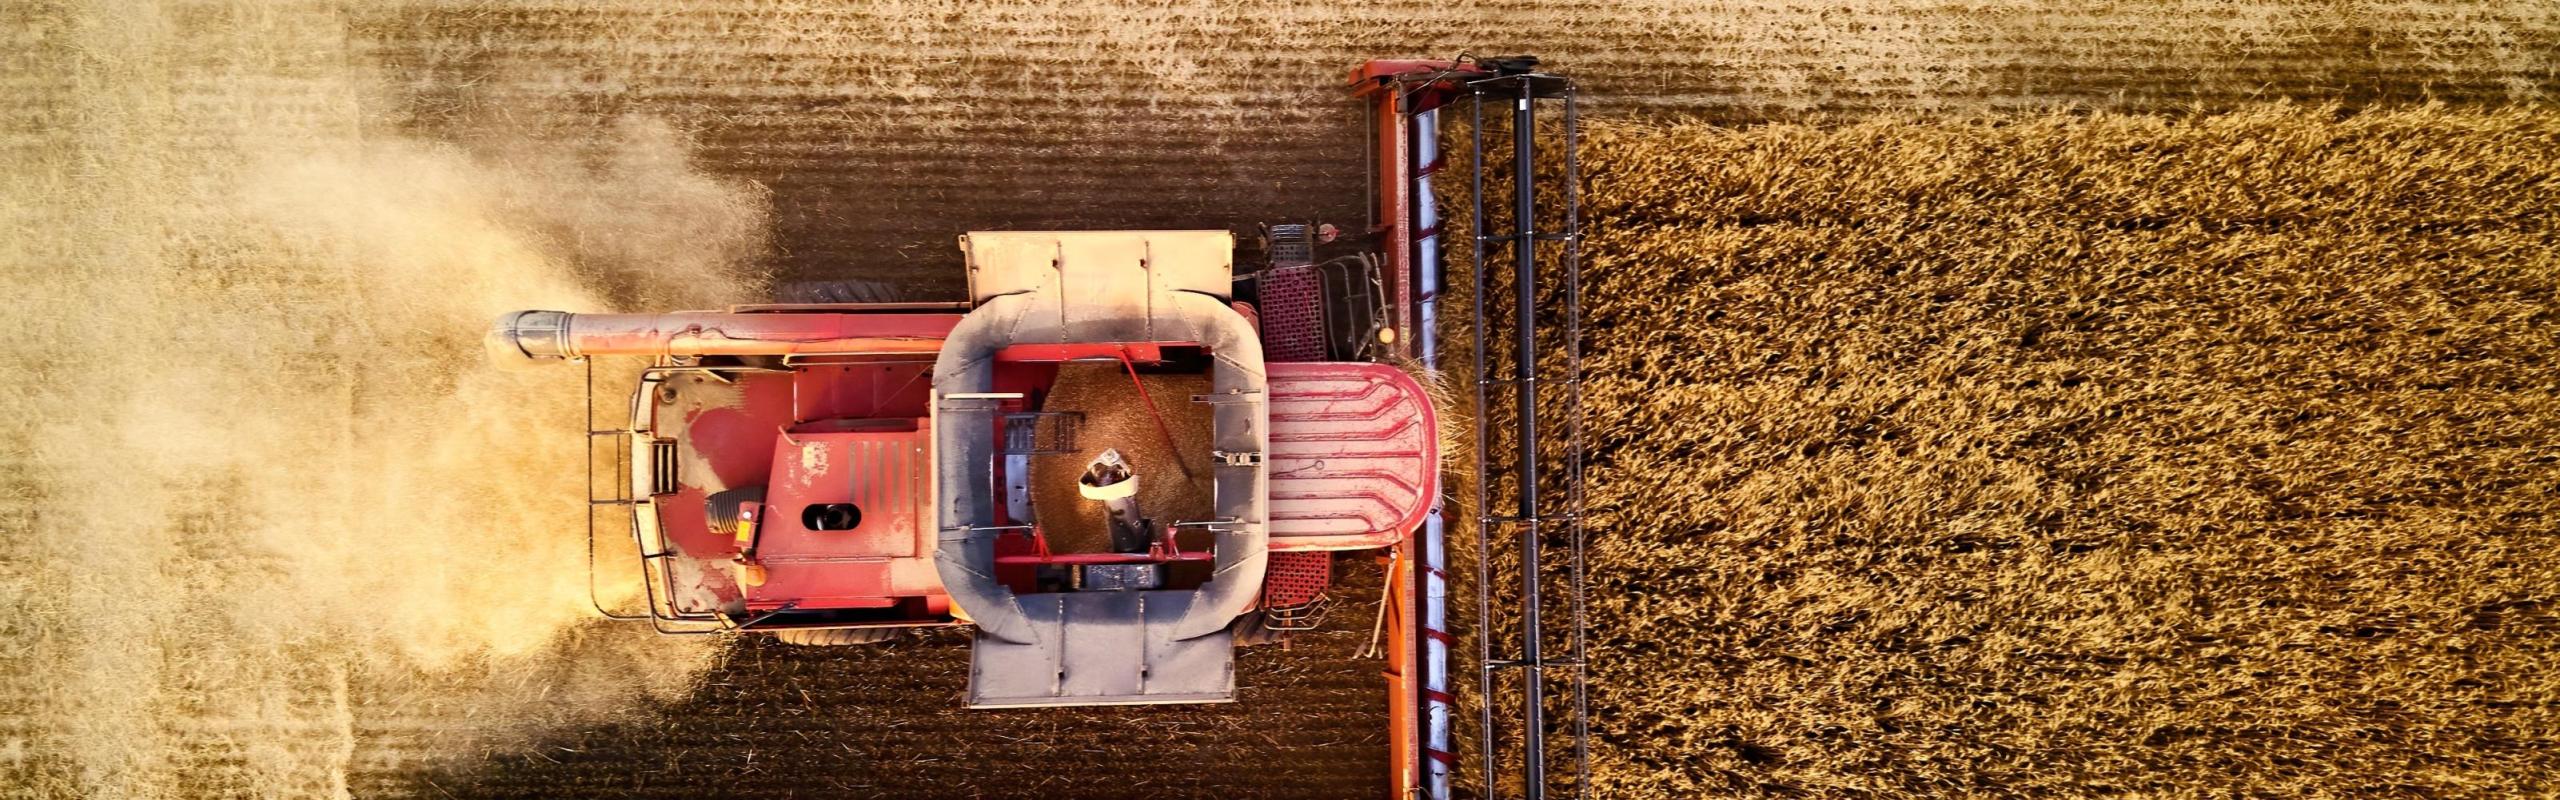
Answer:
491, 57, 1591, 799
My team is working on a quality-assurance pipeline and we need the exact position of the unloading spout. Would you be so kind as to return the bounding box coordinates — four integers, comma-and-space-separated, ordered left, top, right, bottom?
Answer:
486, 309, 946, 366
1078, 448, 1149, 553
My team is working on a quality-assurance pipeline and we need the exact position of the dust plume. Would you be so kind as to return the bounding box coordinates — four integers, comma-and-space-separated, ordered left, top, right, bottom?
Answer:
0, 2, 763, 797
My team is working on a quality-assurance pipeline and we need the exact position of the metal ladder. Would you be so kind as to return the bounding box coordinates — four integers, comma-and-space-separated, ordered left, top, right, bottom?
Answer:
1466, 71, 1592, 800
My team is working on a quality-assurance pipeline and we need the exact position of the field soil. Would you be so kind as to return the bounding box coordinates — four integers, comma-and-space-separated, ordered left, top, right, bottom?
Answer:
393, 584, 1391, 799
358, 0, 2560, 296
2, 1, 2556, 798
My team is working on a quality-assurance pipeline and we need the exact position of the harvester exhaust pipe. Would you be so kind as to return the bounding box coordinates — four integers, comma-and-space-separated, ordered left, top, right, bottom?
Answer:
1078, 448, 1149, 553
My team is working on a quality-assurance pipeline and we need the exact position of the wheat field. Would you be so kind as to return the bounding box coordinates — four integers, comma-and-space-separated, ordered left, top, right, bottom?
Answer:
2, 0, 2557, 797
1565, 107, 2560, 797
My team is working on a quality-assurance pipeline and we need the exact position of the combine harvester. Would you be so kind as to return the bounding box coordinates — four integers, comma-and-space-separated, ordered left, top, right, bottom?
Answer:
491, 56, 1592, 799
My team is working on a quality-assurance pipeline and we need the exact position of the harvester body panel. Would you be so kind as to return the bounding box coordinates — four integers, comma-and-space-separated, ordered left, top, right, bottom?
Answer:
746, 426, 935, 611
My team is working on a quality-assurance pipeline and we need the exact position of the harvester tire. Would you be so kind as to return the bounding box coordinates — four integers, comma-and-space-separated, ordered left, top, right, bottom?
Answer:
773, 279, 908, 305
772, 626, 903, 646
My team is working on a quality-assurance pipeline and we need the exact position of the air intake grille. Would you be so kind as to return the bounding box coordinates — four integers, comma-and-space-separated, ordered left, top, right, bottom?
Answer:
650, 439, 679, 496
1268, 223, 1314, 268
1003, 412, 1080, 455
1258, 266, 1326, 362
1262, 551, 1331, 609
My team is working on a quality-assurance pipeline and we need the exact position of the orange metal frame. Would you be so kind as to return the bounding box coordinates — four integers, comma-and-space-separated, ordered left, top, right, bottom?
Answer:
1351, 57, 1484, 800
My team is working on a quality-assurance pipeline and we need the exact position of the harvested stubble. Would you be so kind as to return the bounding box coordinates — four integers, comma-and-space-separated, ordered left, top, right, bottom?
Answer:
1553, 107, 2560, 797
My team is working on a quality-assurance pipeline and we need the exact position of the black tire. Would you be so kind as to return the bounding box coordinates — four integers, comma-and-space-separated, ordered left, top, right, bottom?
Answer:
772, 279, 908, 305
771, 626, 904, 646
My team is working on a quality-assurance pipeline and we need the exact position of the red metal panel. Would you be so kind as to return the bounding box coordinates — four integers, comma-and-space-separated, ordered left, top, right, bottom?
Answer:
656, 371, 799, 607
1266, 362, 1439, 550
789, 362, 936, 423
745, 424, 943, 611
